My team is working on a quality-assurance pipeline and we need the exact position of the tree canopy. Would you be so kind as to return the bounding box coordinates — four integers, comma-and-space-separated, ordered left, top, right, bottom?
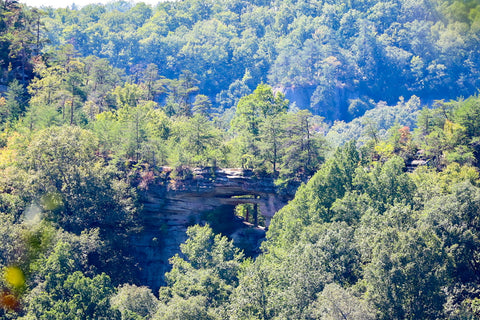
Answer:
1, 0, 480, 319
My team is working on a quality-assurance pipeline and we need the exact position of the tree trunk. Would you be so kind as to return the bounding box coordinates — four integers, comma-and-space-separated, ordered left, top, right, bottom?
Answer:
70, 97, 74, 125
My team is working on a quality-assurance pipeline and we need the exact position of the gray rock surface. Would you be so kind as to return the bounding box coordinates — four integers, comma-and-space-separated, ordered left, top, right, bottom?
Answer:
131, 167, 291, 292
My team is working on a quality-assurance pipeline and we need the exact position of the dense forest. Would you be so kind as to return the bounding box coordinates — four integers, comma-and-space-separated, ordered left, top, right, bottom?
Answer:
1, 0, 480, 319
3, 0, 480, 120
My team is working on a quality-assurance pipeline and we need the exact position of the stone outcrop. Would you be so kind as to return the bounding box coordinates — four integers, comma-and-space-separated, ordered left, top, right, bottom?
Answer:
131, 167, 292, 293
275, 85, 356, 122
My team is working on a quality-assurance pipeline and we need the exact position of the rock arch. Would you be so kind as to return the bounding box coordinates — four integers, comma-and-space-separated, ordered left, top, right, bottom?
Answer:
133, 167, 291, 292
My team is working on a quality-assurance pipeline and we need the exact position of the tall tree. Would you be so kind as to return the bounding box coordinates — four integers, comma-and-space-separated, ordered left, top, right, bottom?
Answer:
230, 83, 288, 170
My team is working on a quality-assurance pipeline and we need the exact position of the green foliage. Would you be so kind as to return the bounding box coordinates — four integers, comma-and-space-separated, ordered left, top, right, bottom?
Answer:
94, 100, 160, 162
260, 119, 480, 319
0, 1, 39, 85
158, 225, 243, 317
408, 96, 480, 168
231, 84, 288, 136
23, 270, 119, 320
229, 258, 271, 320
363, 225, 447, 320
2, 1, 480, 319
453, 95, 480, 138
0, 214, 26, 270
168, 114, 224, 167
229, 84, 325, 181
330, 191, 374, 226
353, 156, 416, 213
233, 222, 361, 319
2, 0, 480, 124
0, 79, 27, 127
16, 235, 118, 319
26, 50, 88, 127
327, 96, 422, 148
278, 110, 326, 183
421, 182, 480, 285
230, 84, 286, 170
308, 283, 375, 320
267, 141, 359, 249
155, 295, 213, 320
174, 224, 243, 284
111, 284, 158, 320
20, 126, 136, 233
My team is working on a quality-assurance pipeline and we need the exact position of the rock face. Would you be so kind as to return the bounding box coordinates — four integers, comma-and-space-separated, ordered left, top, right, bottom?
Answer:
275, 85, 354, 122
131, 168, 292, 293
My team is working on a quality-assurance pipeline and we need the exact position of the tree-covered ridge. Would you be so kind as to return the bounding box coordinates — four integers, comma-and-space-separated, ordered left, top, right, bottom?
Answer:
0, 91, 480, 318
30, 0, 480, 120
238, 94, 480, 319
11, 54, 327, 184
1, 0, 480, 319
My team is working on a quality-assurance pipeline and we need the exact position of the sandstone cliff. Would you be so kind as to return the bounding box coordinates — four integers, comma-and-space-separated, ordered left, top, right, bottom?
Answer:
131, 167, 291, 292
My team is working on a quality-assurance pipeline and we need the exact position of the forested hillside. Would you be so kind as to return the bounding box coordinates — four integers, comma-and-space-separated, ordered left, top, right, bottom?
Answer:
1, 0, 480, 319
4, 0, 480, 120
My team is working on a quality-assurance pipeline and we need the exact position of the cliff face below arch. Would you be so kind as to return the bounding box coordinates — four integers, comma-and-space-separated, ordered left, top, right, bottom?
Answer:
131, 168, 293, 292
